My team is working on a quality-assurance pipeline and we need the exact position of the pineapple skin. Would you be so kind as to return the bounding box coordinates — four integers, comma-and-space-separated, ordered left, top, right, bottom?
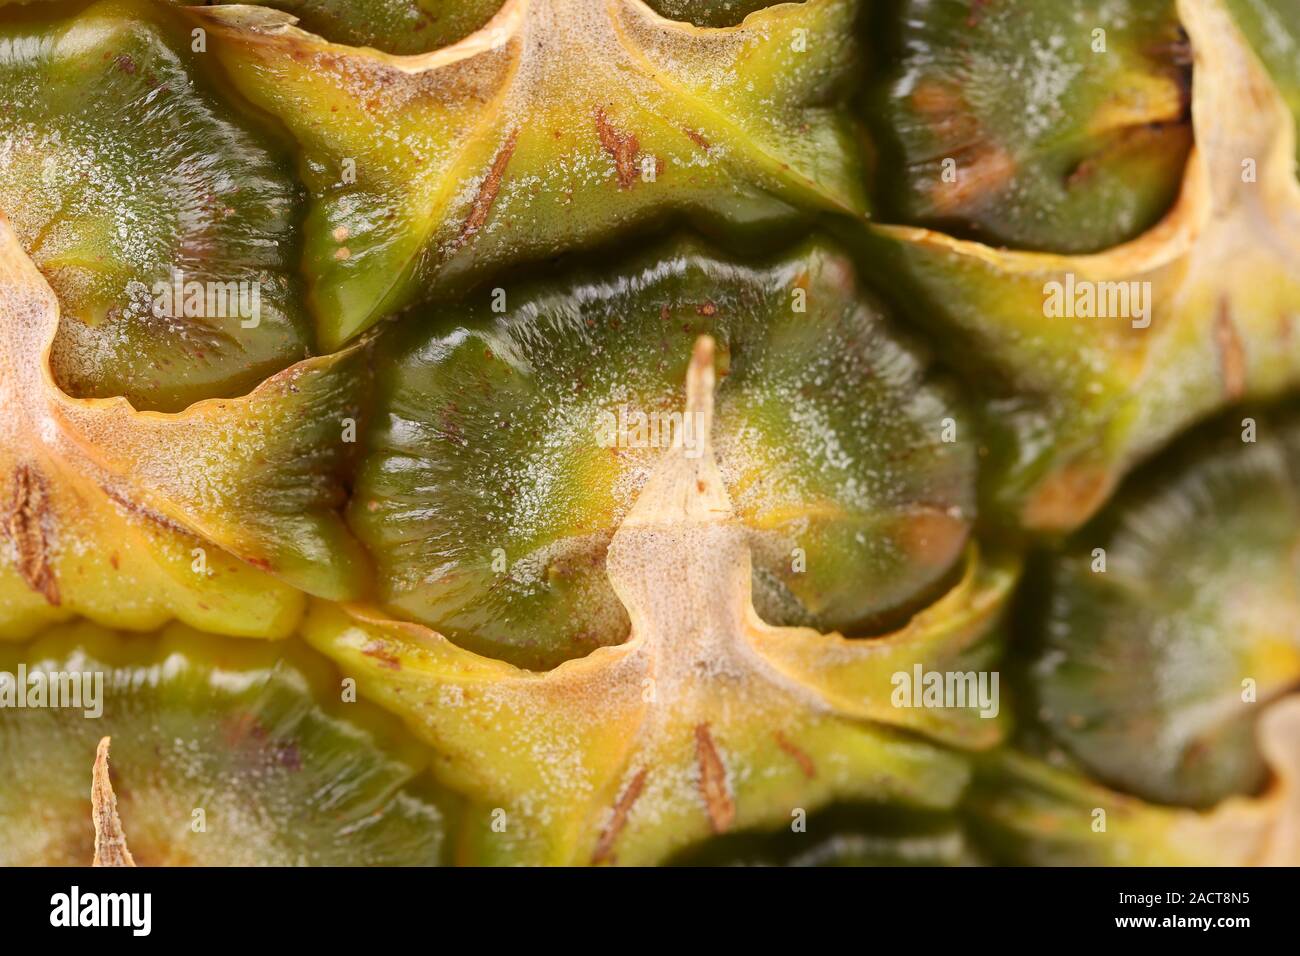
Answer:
0, 0, 1296, 866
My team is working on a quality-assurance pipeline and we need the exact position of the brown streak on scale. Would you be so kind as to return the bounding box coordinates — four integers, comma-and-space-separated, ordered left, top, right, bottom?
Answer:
928, 145, 1016, 213
100, 484, 188, 535
4, 464, 59, 606
361, 641, 402, 670
595, 107, 640, 190
457, 129, 519, 246
684, 128, 710, 150
695, 724, 735, 833
773, 731, 816, 779
910, 81, 1016, 213
591, 768, 647, 865
1215, 299, 1246, 400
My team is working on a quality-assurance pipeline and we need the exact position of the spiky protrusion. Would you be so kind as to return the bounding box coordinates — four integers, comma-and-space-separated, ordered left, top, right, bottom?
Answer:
91, 737, 135, 868
306, 334, 1013, 864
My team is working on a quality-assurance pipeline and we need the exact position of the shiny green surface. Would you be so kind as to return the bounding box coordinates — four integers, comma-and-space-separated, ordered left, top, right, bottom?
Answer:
0, 622, 452, 865
0, 0, 311, 411
350, 237, 976, 669
865, 0, 1191, 252
1032, 410, 1300, 808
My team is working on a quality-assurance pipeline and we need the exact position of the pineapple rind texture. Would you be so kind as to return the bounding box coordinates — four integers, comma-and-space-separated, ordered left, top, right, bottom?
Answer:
0, 0, 1296, 866
0, 621, 452, 865
351, 237, 977, 670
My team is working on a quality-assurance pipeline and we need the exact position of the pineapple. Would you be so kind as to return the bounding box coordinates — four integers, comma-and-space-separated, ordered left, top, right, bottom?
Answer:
0, 0, 1296, 867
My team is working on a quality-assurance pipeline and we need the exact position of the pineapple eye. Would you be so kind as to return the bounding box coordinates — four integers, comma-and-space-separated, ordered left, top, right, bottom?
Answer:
1030, 407, 1300, 809
0, 621, 453, 866
0, 0, 311, 412
211, 0, 505, 54
864, 0, 1193, 253
348, 238, 977, 670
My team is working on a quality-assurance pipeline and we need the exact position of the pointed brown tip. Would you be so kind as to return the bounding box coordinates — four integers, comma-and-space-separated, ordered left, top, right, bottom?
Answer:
684, 335, 716, 444
685, 334, 714, 403
92, 736, 136, 868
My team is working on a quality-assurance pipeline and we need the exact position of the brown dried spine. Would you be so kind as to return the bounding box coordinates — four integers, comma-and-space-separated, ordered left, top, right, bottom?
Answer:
4, 464, 59, 605
91, 737, 136, 867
